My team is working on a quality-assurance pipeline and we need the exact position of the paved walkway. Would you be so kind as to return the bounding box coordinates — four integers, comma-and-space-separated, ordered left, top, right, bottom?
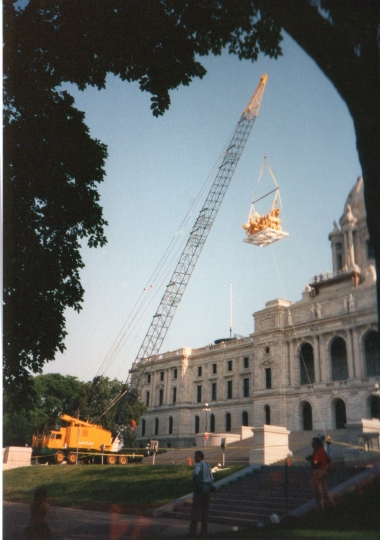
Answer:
3, 501, 233, 540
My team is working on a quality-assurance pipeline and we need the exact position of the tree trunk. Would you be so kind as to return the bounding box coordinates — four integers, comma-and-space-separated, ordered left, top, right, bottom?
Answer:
352, 99, 380, 330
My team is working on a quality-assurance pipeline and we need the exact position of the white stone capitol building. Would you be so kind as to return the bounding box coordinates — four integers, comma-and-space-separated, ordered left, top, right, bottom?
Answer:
131, 177, 380, 448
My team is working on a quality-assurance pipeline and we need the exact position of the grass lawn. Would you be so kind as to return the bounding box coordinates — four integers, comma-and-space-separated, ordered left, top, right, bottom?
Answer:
3, 463, 243, 514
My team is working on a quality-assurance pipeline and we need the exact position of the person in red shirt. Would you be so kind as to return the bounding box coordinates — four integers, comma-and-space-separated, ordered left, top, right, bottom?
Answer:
307, 437, 334, 511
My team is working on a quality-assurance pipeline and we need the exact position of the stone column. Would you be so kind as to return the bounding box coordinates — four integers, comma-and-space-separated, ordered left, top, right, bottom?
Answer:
313, 335, 321, 383
150, 371, 156, 405
286, 341, 291, 386
346, 328, 355, 379
165, 369, 171, 404
288, 340, 295, 386
343, 231, 349, 267
352, 327, 363, 378
347, 228, 356, 267
319, 334, 328, 382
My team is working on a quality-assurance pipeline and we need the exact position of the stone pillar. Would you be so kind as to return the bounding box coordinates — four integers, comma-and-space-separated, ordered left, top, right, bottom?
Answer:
151, 371, 156, 406
288, 340, 295, 386
346, 328, 355, 379
286, 341, 291, 386
347, 227, 356, 267
249, 425, 291, 466
319, 334, 328, 382
165, 369, 170, 404
343, 231, 349, 267
352, 327, 362, 378
313, 335, 321, 383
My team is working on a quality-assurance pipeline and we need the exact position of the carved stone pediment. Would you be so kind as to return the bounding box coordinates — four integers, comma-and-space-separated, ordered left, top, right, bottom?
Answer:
260, 359, 273, 369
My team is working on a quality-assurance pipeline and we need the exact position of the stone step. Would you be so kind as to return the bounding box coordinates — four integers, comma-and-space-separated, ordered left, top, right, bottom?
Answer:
182, 494, 309, 509
202, 493, 311, 505
164, 463, 362, 527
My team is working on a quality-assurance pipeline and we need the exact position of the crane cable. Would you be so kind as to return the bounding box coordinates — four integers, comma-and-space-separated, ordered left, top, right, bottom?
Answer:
93, 75, 269, 420
269, 244, 327, 435
93, 155, 223, 381
90, 154, 232, 423
247, 156, 282, 222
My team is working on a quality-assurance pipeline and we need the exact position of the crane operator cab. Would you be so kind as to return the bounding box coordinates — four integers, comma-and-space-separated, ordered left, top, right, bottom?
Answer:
243, 156, 289, 247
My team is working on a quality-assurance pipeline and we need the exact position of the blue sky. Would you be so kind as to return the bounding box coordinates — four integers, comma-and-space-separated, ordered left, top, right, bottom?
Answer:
44, 34, 362, 383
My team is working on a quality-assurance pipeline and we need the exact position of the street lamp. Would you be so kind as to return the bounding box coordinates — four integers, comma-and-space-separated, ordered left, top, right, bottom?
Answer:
203, 403, 211, 446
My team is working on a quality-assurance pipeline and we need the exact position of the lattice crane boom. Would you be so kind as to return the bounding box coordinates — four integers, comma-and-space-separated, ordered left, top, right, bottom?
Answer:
131, 74, 268, 389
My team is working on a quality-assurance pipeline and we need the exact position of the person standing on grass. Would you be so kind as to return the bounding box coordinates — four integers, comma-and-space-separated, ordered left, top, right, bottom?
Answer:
189, 450, 214, 537
307, 437, 335, 511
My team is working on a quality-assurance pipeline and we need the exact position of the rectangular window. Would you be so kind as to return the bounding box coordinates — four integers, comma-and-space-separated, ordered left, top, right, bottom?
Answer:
243, 378, 249, 397
227, 360, 233, 371
146, 391, 150, 406
159, 388, 164, 405
173, 368, 178, 379
147, 373, 151, 384
243, 357, 249, 368
227, 380, 233, 399
265, 368, 272, 389
197, 366, 202, 377
212, 363, 217, 374
197, 385, 202, 403
211, 382, 217, 401
160, 371, 164, 381
172, 387, 177, 404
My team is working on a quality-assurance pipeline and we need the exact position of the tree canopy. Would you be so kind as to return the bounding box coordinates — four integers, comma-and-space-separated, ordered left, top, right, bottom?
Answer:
3, 373, 146, 447
4, 1, 379, 405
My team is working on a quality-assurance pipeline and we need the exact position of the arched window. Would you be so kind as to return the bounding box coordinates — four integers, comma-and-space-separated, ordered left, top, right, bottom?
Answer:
300, 343, 315, 385
168, 416, 173, 435
364, 331, 380, 376
331, 337, 348, 381
195, 415, 200, 434
210, 414, 215, 433
264, 405, 271, 425
154, 418, 159, 435
141, 418, 146, 437
334, 399, 347, 429
225, 413, 231, 432
302, 401, 313, 430
242, 411, 248, 427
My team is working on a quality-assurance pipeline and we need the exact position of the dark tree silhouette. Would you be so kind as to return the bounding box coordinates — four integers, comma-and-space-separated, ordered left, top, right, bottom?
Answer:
4, 0, 379, 405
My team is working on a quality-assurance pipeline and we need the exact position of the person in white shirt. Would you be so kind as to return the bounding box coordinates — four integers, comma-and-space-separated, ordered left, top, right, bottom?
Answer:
189, 450, 214, 536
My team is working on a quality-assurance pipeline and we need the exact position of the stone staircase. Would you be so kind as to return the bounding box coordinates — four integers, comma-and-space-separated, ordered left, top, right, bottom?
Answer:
163, 462, 363, 528
151, 429, 376, 527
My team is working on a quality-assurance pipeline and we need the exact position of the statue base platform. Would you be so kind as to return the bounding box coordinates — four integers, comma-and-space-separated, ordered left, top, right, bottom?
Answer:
244, 228, 289, 247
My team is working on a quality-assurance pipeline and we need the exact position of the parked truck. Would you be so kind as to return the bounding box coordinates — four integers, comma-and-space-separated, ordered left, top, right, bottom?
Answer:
32, 414, 143, 465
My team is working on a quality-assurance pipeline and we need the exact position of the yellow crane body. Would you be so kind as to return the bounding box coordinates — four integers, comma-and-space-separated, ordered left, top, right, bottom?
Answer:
31, 414, 143, 465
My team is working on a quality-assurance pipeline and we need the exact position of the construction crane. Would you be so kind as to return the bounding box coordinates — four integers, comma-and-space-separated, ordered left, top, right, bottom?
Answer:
130, 74, 268, 392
